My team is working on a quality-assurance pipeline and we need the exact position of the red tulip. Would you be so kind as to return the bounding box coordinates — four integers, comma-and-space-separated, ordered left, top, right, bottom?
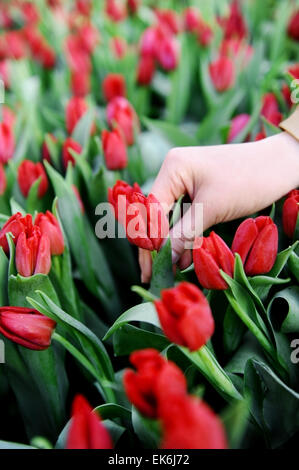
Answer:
4, 31, 26, 60
102, 128, 128, 170
65, 35, 92, 74
209, 56, 235, 92
156, 34, 179, 71
184, 7, 199, 32
108, 180, 169, 251
220, 39, 253, 67
123, 349, 187, 419
62, 138, 82, 169
17, 160, 48, 199
42, 133, 57, 163
0, 163, 6, 195
159, 394, 227, 449
254, 130, 266, 141
102, 74, 126, 102
231, 216, 278, 276
0, 306, 56, 351
67, 395, 113, 449
21, 2, 40, 25
0, 122, 15, 164
219, 0, 247, 40
156, 9, 180, 35
193, 232, 235, 290
65, 96, 88, 135
16, 225, 51, 277
35, 211, 64, 255
38, 44, 56, 69
154, 282, 214, 351
75, 0, 92, 16
283, 191, 299, 239
140, 27, 160, 58
0, 213, 32, 254
106, 97, 139, 145
137, 55, 155, 85
110, 37, 127, 59
261, 93, 282, 127
197, 19, 213, 47
71, 69, 90, 97
105, 0, 127, 22
227, 113, 250, 143
127, 0, 139, 15
288, 10, 299, 41
282, 64, 299, 108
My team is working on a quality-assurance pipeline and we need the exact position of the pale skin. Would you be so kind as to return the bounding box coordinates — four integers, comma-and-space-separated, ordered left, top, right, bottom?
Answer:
139, 131, 299, 283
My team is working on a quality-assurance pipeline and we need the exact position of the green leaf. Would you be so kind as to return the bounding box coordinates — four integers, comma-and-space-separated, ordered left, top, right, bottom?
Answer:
268, 286, 299, 334
223, 305, 247, 355
113, 324, 169, 356
0, 247, 8, 305
142, 117, 197, 147
0, 441, 36, 449
150, 238, 174, 297
221, 398, 250, 449
132, 407, 161, 449
71, 109, 94, 149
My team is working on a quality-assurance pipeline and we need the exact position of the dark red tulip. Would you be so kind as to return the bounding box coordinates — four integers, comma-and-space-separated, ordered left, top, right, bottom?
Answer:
231, 216, 278, 276
123, 349, 186, 419
0, 163, 6, 195
0, 213, 32, 254
35, 211, 64, 255
62, 138, 82, 169
0, 122, 15, 164
261, 93, 282, 127
65, 96, 88, 135
227, 113, 250, 143
209, 56, 235, 92
137, 55, 155, 85
16, 225, 51, 277
193, 232, 235, 290
102, 74, 126, 102
288, 10, 299, 41
0, 306, 56, 351
102, 128, 128, 170
127, 0, 140, 15
283, 190, 299, 239
17, 160, 48, 199
154, 282, 214, 351
107, 97, 139, 145
67, 395, 112, 449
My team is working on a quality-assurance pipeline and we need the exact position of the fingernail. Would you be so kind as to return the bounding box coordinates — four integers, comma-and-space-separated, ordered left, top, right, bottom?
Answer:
171, 249, 179, 264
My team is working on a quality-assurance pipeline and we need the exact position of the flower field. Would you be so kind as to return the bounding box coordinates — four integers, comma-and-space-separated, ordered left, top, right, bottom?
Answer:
0, 0, 299, 451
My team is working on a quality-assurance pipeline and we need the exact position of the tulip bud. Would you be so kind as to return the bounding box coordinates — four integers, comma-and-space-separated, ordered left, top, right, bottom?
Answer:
62, 138, 82, 169
140, 27, 159, 58
102, 73, 126, 102
0, 121, 15, 164
155, 282, 214, 351
16, 227, 51, 277
0, 163, 6, 195
231, 216, 278, 276
65, 96, 88, 135
220, 0, 247, 40
137, 55, 155, 85
156, 9, 180, 35
261, 93, 282, 127
106, 97, 139, 146
184, 7, 199, 32
102, 128, 128, 170
67, 395, 113, 449
71, 69, 90, 97
17, 160, 48, 198
0, 212, 32, 254
75, 0, 92, 16
105, 0, 127, 22
227, 113, 250, 143
35, 211, 64, 255
209, 56, 235, 92
287, 10, 299, 41
123, 349, 187, 419
0, 306, 56, 350
156, 34, 179, 71
108, 180, 142, 224
193, 232, 235, 290
283, 190, 299, 239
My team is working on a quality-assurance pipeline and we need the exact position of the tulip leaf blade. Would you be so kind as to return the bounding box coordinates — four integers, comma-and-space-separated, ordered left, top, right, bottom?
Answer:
150, 238, 174, 297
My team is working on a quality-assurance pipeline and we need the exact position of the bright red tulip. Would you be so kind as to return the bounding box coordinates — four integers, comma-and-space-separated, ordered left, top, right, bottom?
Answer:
35, 211, 64, 256
231, 216, 278, 276
102, 128, 128, 170
0, 213, 32, 254
75, 0, 92, 16
16, 226, 51, 277
67, 395, 113, 449
140, 27, 160, 58
65, 96, 88, 135
4, 31, 26, 60
0, 163, 6, 195
106, 97, 139, 145
219, 0, 247, 40
62, 138, 82, 169
156, 9, 180, 35
0, 306, 56, 351
184, 7, 199, 32
159, 394, 227, 449
254, 130, 266, 141
123, 349, 187, 419
288, 10, 299, 41
77, 23, 99, 54
156, 34, 179, 71
283, 191, 299, 239
108, 180, 169, 251
154, 282, 214, 351
209, 56, 235, 92
0, 122, 15, 164
71, 69, 90, 97
102, 74, 126, 102
193, 232, 235, 290
17, 160, 48, 199
137, 55, 155, 85
261, 93, 282, 127
105, 0, 127, 22
65, 35, 92, 74
227, 113, 250, 143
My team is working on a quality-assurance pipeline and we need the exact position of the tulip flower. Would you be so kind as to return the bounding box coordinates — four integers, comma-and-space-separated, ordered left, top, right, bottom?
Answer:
21, 2, 40, 25
65, 96, 88, 135
4, 31, 26, 60
102, 128, 128, 170
193, 232, 235, 290
156, 33, 179, 71
261, 93, 282, 127
231, 216, 278, 276
123, 349, 187, 419
159, 394, 227, 449
0, 121, 15, 164
283, 190, 299, 239
62, 138, 82, 169
219, 0, 247, 40
154, 282, 214, 351
16, 226, 51, 277
184, 7, 199, 32
17, 160, 48, 199
108, 180, 169, 251
227, 113, 250, 143
0, 306, 56, 351
102, 73, 126, 102
35, 211, 64, 255
137, 55, 155, 85
105, 0, 127, 22
254, 130, 266, 141
67, 395, 112, 449
127, 0, 139, 15
42, 133, 57, 163
77, 23, 99, 54
197, 19, 213, 47
156, 9, 180, 35
209, 56, 235, 92
2, 106, 15, 127
75, 0, 92, 16
140, 27, 160, 58
71, 69, 90, 97
106, 97, 139, 145
0, 163, 6, 195
0, 212, 32, 254
110, 37, 127, 59
282, 64, 299, 108
288, 10, 299, 41
65, 35, 92, 74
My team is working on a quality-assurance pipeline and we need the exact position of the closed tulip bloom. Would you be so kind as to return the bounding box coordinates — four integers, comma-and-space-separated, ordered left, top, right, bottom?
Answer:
231, 216, 278, 276
193, 232, 235, 290
219, 0, 247, 40
159, 394, 227, 449
227, 113, 250, 143
197, 19, 213, 47
288, 10, 299, 41
184, 7, 199, 32
67, 395, 113, 449
0, 212, 32, 254
16, 227, 51, 277
65, 96, 88, 135
108, 179, 142, 224
105, 0, 127, 22
155, 282, 214, 351
1, 106, 15, 127
140, 27, 160, 58
156, 34, 179, 71
261, 93, 282, 127
156, 9, 180, 35
35, 211, 64, 255
0, 122, 15, 164
102, 128, 128, 170
17, 160, 48, 199
0, 163, 6, 195
107, 97, 139, 145
137, 55, 155, 85
62, 138, 82, 169
123, 349, 187, 419
283, 190, 299, 239
71, 69, 90, 97
0, 306, 56, 351
209, 56, 235, 92
102, 74, 126, 102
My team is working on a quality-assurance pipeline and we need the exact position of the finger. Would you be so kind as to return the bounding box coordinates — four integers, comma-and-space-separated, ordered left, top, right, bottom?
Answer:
178, 250, 192, 271
138, 248, 152, 283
